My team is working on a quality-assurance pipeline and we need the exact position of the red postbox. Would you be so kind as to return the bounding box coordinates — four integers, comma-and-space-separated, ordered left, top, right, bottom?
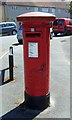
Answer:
17, 12, 56, 110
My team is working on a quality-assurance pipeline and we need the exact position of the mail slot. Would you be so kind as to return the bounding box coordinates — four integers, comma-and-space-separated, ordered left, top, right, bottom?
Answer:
26, 33, 41, 38
17, 12, 56, 110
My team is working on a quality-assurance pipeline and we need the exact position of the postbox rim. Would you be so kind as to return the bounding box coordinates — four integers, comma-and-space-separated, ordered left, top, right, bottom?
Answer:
17, 12, 56, 18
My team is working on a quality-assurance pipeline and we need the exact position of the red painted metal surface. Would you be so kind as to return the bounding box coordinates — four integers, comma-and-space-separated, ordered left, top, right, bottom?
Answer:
17, 12, 56, 96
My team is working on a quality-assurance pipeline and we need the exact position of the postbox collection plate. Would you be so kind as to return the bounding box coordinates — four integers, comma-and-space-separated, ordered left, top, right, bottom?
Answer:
28, 42, 38, 58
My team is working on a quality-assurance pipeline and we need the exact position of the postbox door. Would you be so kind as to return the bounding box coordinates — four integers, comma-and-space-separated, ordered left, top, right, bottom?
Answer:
23, 26, 50, 96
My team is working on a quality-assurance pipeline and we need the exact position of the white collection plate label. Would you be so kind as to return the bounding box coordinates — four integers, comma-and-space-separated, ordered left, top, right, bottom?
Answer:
28, 42, 38, 58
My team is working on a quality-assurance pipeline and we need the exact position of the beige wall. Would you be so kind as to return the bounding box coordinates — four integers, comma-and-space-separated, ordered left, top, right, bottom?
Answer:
0, 5, 2, 22
0, 5, 5, 22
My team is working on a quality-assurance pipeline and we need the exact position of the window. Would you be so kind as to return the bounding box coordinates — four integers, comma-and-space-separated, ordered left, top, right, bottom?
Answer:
6, 23, 11, 27
2, 24, 6, 28
58, 9, 61, 13
6, 23, 15, 27
42, 8, 48, 12
69, 21, 72, 25
53, 20, 64, 25
34, 7, 38, 12
58, 20, 64, 25
12, 6, 17, 10
53, 20, 59, 25
52, 8, 55, 14
26, 7, 30, 10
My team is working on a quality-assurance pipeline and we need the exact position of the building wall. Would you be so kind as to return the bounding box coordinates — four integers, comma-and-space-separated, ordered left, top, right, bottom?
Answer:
5, 5, 39, 27
4, 5, 70, 27
38, 7, 70, 18
55, 8, 70, 18
0, 5, 3, 22
5, 5, 34, 22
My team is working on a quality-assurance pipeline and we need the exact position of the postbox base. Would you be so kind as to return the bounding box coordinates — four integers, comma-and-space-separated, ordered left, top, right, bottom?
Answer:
25, 92, 50, 110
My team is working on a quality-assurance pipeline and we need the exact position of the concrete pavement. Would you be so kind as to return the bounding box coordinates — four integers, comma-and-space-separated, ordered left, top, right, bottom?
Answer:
0, 35, 70, 119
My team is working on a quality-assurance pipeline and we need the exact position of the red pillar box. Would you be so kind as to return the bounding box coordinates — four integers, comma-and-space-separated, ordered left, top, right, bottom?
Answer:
17, 12, 56, 110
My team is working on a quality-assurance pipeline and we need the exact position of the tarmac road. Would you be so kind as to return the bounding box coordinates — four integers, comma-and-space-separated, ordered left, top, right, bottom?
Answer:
0, 35, 71, 119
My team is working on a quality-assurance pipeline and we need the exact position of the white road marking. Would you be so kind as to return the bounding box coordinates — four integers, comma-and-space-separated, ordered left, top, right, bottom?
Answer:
0, 51, 9, 60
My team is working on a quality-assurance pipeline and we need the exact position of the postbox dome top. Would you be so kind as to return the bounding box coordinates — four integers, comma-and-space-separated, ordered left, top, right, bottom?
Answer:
18, 12, 56, 17
17, 12, 56, 22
